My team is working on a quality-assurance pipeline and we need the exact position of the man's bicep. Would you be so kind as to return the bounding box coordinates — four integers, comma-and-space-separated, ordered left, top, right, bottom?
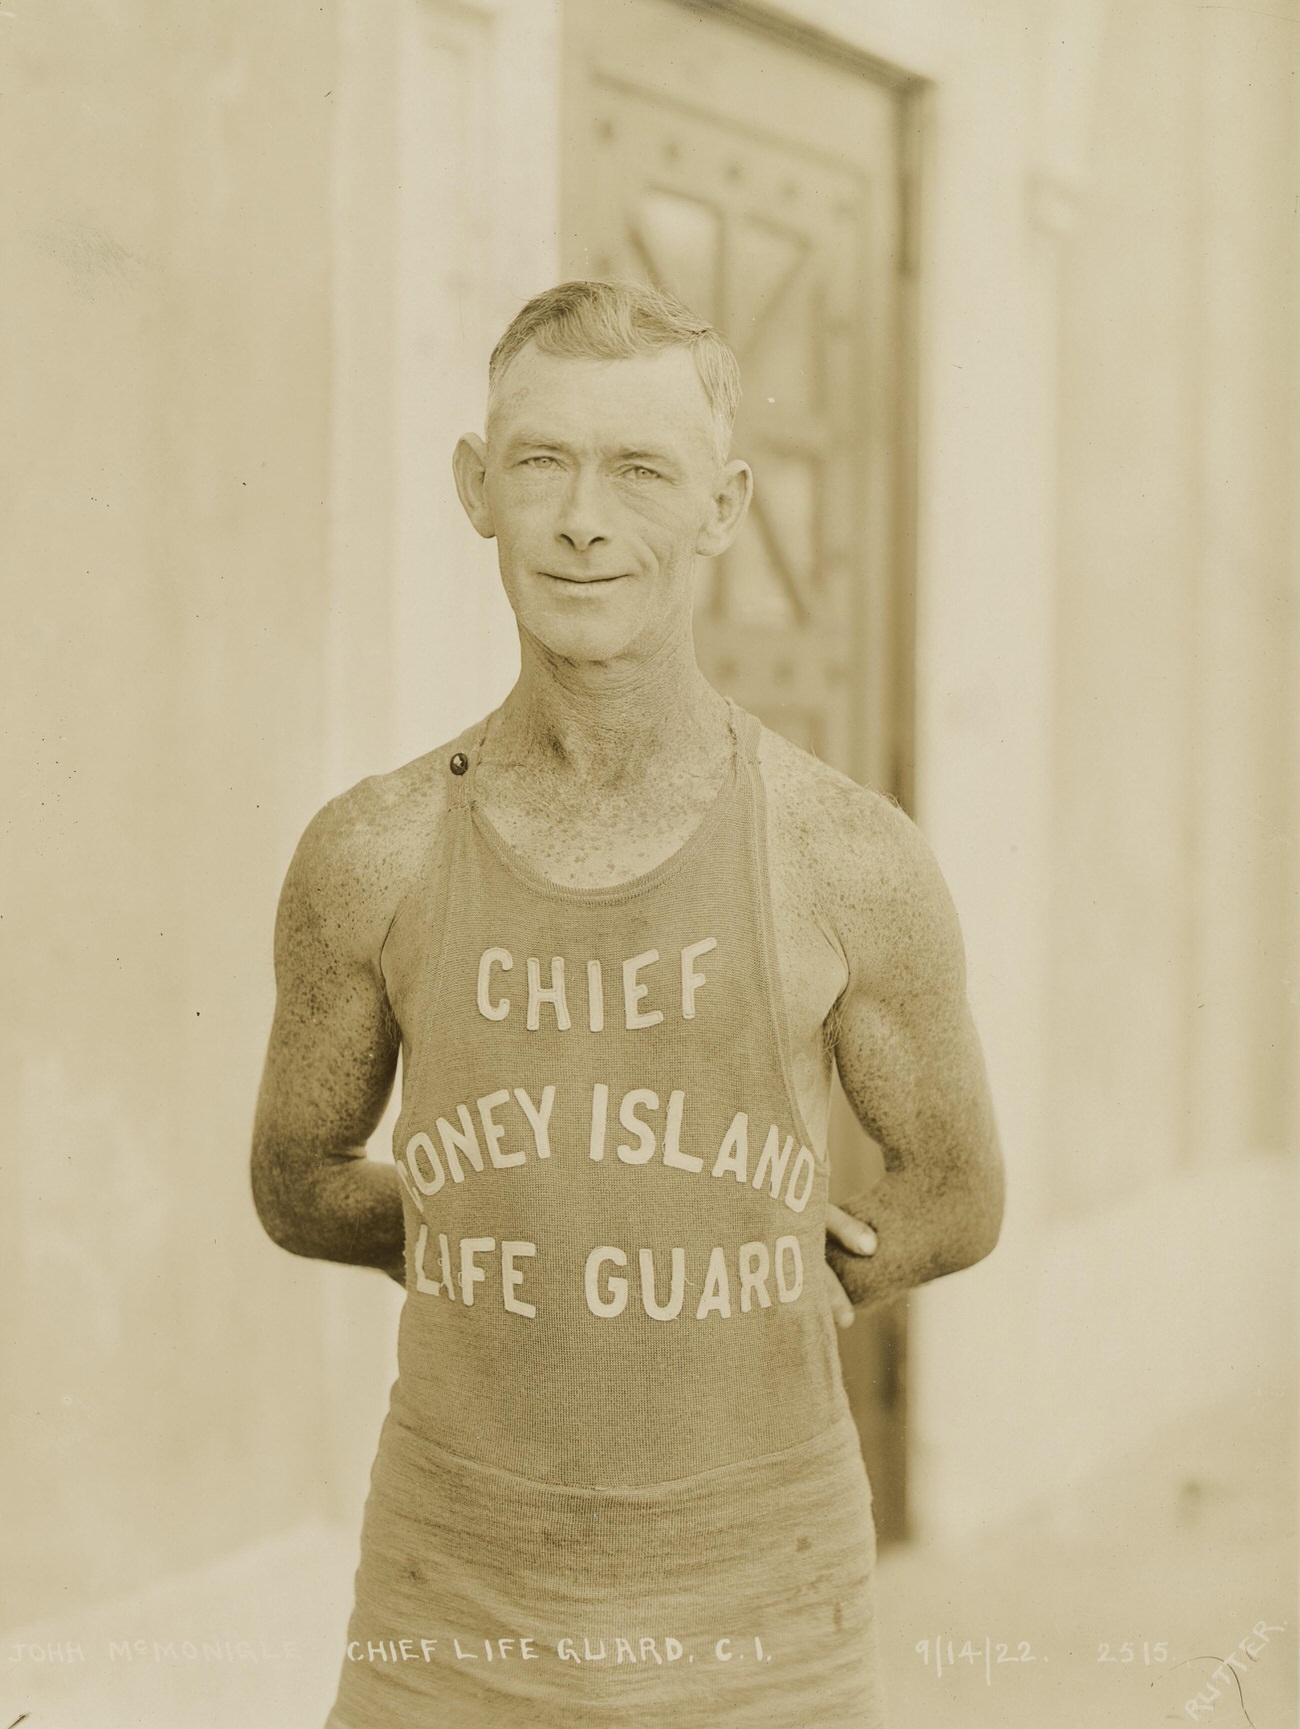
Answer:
830, 805, 998, 1177
252, 814, 401, 1213
257, 960, 400, 1149
834, 984, 995, 1176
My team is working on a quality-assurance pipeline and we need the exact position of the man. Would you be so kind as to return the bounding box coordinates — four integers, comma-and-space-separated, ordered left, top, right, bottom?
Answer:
251, 279, 1003, 1728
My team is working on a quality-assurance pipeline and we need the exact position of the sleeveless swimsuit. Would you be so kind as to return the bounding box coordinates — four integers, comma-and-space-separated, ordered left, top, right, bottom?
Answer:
325, 702, 885, 1728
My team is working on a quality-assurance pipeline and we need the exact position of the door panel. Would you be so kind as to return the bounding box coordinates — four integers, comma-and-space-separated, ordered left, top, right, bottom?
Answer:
563, 0, 916, 1542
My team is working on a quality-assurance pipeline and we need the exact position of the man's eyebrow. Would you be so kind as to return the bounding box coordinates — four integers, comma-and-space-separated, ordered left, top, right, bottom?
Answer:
501, 432, 575, 453
611, 447, 681, 468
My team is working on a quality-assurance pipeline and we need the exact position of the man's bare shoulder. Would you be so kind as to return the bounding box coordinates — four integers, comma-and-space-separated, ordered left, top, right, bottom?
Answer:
754, 723, 965, 995
277, 726, 477, 967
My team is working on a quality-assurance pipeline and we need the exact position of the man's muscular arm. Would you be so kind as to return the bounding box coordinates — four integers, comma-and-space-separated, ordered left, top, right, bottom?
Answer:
823, 792, 1004, 1311
250, 794, 407, 1284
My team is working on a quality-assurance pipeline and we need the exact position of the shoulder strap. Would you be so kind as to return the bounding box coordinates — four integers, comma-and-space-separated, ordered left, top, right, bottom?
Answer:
445, 717, 490, 811
728, 698, 762, 765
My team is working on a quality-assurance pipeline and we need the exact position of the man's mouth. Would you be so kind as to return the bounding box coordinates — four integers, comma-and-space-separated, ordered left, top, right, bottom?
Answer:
542, 572, 628, 586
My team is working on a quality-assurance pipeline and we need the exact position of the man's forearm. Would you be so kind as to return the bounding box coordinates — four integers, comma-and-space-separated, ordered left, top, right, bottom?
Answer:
252, 1145, 405, 1280
826, 1165, 1002, 1311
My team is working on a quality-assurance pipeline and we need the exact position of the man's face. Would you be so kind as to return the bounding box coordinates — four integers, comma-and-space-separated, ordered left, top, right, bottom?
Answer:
454, 343, 750, 666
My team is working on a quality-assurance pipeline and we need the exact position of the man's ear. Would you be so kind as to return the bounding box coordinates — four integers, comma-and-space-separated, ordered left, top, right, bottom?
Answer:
696, 459, 753, 558
452, 433, 495, 539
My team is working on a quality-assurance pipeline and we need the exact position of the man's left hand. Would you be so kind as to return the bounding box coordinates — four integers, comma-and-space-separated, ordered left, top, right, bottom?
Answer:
822, 1202, 878, 1329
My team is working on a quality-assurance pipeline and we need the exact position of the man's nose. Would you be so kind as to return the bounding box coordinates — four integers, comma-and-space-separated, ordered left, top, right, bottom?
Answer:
556, 468, 610, 553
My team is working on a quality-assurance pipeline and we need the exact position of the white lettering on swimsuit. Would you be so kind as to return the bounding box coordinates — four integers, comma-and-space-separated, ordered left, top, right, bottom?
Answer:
474, 939, 717, 1030
398, 1088, 816, 1212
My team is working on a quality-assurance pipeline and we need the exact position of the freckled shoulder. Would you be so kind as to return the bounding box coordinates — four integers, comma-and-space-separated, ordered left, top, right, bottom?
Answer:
752, 722, 965, 1001
278, 726, 481, 974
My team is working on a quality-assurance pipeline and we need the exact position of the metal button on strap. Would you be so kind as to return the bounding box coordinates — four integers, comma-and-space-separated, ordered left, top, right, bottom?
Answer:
450, 752, 469, 776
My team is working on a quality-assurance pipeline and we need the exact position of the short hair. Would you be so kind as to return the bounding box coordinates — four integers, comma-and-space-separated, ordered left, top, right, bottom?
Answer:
487, 279, 741, 461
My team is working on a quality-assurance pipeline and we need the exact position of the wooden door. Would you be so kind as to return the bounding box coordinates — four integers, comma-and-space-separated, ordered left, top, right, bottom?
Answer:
563, 0, 919, 1542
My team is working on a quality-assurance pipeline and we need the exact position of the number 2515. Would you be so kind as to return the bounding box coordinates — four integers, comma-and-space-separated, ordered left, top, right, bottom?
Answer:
1098, 1642, 1168, 1665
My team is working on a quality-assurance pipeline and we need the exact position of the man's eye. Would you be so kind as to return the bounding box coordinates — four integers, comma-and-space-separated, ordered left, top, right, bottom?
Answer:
522, 455, 559, 470
624, 465, 661, 482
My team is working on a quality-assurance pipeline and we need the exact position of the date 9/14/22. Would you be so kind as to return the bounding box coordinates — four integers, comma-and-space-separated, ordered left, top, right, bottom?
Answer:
914, 1636, 1171, 1681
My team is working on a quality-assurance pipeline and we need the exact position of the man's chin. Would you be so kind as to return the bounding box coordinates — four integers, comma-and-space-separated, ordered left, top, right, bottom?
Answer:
535, 629, 638, 667
519, 610, 644, 667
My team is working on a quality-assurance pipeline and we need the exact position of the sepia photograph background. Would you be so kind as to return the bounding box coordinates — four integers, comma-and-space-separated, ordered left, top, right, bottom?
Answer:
2, 0, 1296, 1724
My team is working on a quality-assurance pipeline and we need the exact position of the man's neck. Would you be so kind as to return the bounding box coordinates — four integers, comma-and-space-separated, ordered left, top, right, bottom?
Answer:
489, 633, 731, 790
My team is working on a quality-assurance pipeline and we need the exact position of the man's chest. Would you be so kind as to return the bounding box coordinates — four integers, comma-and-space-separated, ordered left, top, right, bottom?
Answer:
465, 776, 847, 1138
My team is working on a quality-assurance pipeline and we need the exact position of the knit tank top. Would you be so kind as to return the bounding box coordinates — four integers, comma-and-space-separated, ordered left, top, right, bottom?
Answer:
385, 699, 846, 1483
326, 701, 884, 1729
